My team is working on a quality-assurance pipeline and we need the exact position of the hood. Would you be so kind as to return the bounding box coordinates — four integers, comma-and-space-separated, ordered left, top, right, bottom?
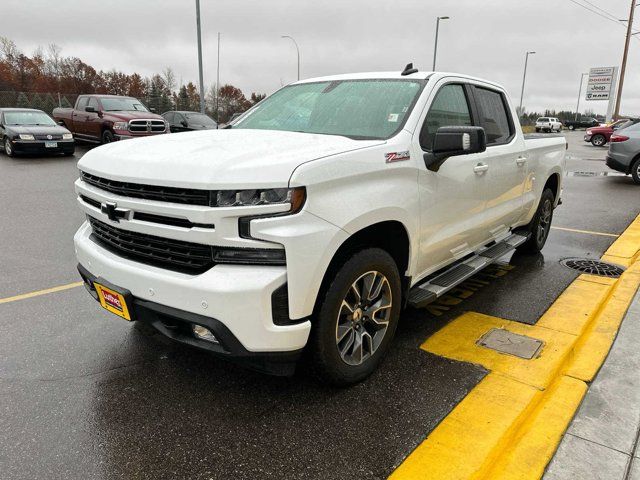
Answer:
7, 124, 70, 136
78, 129, 385, 189
104, 111, 164, 121
588, 125, 611, 133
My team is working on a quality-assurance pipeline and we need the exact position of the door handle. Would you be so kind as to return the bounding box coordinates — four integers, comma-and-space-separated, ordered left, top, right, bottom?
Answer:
516, 157, 527, 166
473, 163, 489, 174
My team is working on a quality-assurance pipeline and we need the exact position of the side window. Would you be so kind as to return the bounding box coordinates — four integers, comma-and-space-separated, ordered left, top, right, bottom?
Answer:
419, 84, 473, 150
473, 87, 513, 145
76, 97, 88, 110
87, 97, 100, 110
164, 112, 175, 124
175, 113, 185, 125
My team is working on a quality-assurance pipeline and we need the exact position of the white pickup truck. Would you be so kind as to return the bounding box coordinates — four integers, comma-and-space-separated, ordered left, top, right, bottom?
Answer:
74, 66, 566, 385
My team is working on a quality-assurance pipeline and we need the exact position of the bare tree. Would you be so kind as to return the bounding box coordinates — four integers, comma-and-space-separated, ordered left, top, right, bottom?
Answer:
162, 67, 176, 94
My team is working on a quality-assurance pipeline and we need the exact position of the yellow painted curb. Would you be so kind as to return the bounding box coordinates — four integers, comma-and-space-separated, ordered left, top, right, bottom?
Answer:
390, 213, 640, 480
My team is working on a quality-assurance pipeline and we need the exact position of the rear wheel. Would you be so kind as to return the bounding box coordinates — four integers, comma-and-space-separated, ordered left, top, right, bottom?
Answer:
101, 130, 114, 144
516, 188, 555, 254
591, 134, 606, 147
309, 248, 401, 386
3, 137, 14, 157
631, 158, 640, 185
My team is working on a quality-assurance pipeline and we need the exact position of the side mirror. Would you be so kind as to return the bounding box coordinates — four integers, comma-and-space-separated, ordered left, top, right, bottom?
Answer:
150, 107, 157, 113
181, 120, 188, 127
424, 126, 487, 172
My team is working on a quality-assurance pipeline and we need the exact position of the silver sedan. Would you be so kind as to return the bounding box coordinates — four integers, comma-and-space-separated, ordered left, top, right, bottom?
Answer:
606, 122, 640, 184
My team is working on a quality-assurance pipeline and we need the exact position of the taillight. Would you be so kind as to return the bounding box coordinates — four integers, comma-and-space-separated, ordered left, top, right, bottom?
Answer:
610, 134, 629, 142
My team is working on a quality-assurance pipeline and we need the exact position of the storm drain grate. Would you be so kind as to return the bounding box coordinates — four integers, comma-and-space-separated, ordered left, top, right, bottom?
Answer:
560, 258, 625, 278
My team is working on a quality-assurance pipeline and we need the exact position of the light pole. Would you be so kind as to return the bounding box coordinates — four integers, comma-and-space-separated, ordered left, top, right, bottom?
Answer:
195, 0, 205, 113
216, 32, 220, 125
432, 16, 450, 71
614, 0, 637, 119
518, 51, 536, 117
574, 72, 588, 121
281, 35, 300, 81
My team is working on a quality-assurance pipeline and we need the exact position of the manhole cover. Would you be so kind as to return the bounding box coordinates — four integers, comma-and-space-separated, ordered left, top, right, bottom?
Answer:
477, 328, 544, 359
560, 258, 625, 278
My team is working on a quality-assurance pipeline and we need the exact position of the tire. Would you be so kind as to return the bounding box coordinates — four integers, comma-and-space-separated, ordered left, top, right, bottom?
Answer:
568, 125, 575, 131
101, 130, 115, 144
591, 134, 606, 147
3, 137, 14, 157
516, 188, 555, 254
631, 158, 640, 185
535, 128, 541, 133
309, 248, 402, 386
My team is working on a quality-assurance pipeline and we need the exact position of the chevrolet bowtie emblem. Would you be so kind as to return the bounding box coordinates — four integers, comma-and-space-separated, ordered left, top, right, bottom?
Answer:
100, 202, 132, 222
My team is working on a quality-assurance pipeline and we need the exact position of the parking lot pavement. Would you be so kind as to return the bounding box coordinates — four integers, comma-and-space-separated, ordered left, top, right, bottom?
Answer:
1, 131, 639, 479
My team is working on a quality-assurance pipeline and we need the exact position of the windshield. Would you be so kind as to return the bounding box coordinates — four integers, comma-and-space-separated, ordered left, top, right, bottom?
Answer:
185, 113, 217, 126
233, 79, 425, 140
100, 97, 148, 112
4, 111, 56, 126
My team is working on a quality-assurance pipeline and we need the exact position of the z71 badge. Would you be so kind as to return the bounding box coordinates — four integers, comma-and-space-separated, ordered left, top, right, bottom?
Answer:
385, 151, 410, 163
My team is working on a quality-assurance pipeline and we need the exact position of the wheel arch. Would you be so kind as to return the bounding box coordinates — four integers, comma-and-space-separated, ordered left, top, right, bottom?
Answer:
313, 220, 412, 315
543, 172, 561, 204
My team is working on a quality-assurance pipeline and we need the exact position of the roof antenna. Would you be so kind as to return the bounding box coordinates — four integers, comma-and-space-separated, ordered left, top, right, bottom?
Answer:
401, 63, 418, 76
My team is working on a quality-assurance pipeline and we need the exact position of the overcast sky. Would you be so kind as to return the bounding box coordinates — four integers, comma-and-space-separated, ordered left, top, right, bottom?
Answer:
5, 0, 639, 115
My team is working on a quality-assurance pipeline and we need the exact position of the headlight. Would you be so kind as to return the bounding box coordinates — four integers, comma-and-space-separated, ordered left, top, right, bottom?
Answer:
62, 133, 73, 140
113, 121, 129, 131
586, 130, 592, 135
216, 187, 306, 211
18, 134, 34, 140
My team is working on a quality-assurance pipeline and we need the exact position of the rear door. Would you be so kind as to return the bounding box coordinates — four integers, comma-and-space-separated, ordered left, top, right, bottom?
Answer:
470, 84, 526, 237
413, 81, 490, 275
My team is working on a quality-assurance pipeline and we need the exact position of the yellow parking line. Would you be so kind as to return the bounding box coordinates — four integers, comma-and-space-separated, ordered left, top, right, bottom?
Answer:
551, 226, 619, 238
0, 282, 84, 305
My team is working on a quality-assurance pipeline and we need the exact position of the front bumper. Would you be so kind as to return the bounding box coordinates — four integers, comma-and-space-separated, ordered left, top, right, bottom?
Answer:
584, 134, 592, 142
77, 263, 302, 375
11, 139, 75, 154
74, 221, 311, 358
114, 131, 168, 141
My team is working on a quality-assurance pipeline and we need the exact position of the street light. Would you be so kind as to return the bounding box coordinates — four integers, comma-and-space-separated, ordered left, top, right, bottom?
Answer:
574, 72, 588, 121
195, 0, 206, 114
518, 51, 536, 117
432, 16, 450, 71
281, 35, 300, 81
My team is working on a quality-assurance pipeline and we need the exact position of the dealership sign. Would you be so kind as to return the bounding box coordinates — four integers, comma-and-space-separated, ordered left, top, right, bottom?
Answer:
586, 67, 616, 101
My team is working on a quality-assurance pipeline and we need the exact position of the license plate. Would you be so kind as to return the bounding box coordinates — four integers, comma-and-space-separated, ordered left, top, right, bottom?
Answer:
45, 141, 57, 148
94, 283, 132, 321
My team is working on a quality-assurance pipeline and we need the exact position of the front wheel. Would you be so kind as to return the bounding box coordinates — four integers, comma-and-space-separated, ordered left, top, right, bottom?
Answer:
568, 125, 575, 131
309, 248, 402, 386
516, 188, 555, 254
101, 130, 114, 144
3, 137, 14, 157
591, 134, 606, 147
631, 158, 640, 185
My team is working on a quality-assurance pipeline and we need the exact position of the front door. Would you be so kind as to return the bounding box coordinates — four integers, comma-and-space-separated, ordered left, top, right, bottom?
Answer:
471, 86, 526, 237
413, 82, 490, 277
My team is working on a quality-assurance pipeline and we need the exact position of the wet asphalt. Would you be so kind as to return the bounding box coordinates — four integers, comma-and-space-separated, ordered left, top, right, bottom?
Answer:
1, 131, 639, 480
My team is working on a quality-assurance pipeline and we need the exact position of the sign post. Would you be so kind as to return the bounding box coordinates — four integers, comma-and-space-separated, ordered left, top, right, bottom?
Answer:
585, 67, 619, 122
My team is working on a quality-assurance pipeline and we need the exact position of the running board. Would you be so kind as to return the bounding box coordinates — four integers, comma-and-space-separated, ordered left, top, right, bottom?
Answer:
407, 232, 529, 308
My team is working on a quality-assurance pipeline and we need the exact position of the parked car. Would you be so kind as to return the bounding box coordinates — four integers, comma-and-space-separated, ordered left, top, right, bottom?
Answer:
53, 95, 168, 144
0, 108, 74, 157
535, 117, 562, 133
162, 111, 217, 132
584, 119, 639, 147
563, 117, 600, 130
73, 68, 566, 385
606, 122, 640, 184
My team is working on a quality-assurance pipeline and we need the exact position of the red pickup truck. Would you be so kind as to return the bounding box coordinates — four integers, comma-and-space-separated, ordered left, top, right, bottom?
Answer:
584, 119, 639, 147
53, 95, 168, 144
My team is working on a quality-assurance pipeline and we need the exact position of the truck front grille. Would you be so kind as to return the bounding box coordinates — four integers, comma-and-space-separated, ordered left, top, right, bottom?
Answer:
88, 217, 214, 274
81, 171, 211, 206
129, 119, 166, 133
